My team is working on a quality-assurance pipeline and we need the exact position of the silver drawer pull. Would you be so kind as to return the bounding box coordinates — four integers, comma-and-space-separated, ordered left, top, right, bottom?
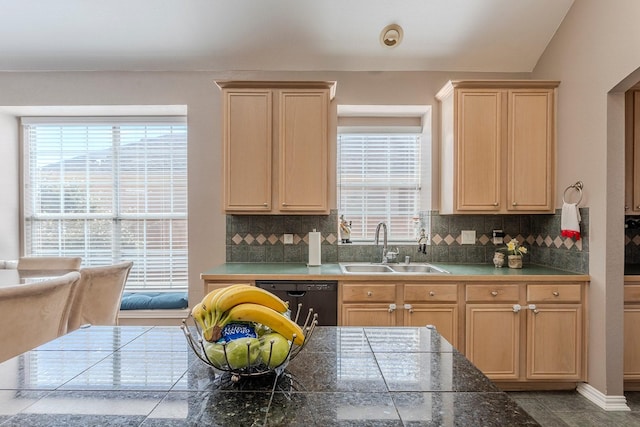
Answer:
429, 291, 435, 297
552, 291, 559, 297
367, 291, 372, 297
491, 291, 498, 297
388, 303, 396, 313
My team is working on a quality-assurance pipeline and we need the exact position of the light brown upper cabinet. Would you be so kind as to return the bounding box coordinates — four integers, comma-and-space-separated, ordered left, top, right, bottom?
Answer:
217, 81, 336, 214
625, 89, 640, 214
436, 80, 558, 214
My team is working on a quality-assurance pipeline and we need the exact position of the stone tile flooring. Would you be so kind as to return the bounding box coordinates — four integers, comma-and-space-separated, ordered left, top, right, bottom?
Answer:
507, 391, 640, 426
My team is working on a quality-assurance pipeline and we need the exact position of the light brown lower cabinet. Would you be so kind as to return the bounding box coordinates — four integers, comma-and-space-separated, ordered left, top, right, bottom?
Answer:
338, 280, 586, 386
465, 282, 584, 385
339, 282, 460, 348
624, 283, 640, 387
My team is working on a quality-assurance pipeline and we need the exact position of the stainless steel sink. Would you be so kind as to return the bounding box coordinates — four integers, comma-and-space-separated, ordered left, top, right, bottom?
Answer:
389, 264, 450, 274
339, 263, 450, 275
340, 264, 394, 273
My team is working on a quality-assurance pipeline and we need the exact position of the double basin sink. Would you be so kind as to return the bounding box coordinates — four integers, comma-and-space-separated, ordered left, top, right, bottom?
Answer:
339, 262, 450, 275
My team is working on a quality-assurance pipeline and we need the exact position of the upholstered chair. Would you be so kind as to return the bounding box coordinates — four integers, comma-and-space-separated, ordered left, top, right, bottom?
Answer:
67, 261, 134, 331
0, 271, 81, 363
18, 256, 82, 271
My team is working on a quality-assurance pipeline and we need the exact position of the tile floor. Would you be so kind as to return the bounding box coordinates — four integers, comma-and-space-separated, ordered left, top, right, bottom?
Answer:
507, 391, 640, 426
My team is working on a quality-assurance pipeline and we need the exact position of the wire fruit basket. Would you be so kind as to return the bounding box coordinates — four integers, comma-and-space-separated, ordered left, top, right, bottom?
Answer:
181, 303, 317, 381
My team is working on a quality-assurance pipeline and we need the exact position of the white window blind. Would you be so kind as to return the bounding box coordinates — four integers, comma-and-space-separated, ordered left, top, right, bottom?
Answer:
22, 117, 188, 291
337, 133, 421, 242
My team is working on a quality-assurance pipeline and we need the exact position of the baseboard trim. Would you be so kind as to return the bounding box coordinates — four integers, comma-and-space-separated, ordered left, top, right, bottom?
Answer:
577, 383, 630, 411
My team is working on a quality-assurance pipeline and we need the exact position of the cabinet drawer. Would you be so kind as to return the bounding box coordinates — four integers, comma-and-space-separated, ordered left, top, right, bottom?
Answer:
625, 285, 640, 303
466, 284, 519, 302
527, 284, 581, 303
342, 284, 396, 303
404, 284, 458, 302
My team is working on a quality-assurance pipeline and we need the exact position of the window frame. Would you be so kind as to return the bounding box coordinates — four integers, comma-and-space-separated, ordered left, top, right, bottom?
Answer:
21, 116, 188, 292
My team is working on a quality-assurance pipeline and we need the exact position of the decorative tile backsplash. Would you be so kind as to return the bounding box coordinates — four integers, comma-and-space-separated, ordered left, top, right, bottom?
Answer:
226, 209, 589, 273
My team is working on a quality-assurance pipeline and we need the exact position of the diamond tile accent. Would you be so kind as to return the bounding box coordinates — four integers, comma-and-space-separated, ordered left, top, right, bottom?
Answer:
575, 240, 582, 251
302, 234, 309, 244
536, 235, 544, 246
244, 234, 255, 245
432, 234, 443, 245
526, 235, 535, 245
455, 235, 462, 245
478, 234, 490, 245
256, 234, 267, 245
268, 234, 279, 245
326, 233, 337, 244
633, 235, 640, 246
553, 236, 563, 248
626, 235, 632, 245
232, 234, 243, 245
293, 234, 302, 244
564, 238, 574, 249
444, 235, 455, 245
544, 236, 553, 247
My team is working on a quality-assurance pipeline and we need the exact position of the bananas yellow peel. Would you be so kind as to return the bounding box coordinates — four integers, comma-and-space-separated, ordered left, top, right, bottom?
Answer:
214, 285, 288, 317
214, 302, 305, 346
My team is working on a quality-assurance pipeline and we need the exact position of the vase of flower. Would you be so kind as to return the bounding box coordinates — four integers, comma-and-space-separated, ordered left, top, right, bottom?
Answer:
493, 252, 505, 268
504, 238, 527, 269
508, 255, 523, 269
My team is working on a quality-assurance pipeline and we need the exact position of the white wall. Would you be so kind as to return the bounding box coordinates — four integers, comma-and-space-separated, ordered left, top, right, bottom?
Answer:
533, 0, 640, 397
0, 70, 526, 305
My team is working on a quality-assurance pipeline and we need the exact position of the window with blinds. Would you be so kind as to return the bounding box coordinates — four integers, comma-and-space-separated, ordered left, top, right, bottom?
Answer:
337, 133, 421, 242
22, 117, 188, 291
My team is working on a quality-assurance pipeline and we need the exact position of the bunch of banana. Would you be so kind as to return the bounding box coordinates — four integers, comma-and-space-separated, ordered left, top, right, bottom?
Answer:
191, 284, 305, 345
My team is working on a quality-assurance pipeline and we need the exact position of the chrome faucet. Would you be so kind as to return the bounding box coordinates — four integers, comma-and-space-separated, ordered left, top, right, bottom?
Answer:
374, 222, 388, 263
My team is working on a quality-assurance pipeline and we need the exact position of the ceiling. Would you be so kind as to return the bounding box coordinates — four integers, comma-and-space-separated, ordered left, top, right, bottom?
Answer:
0, 0, 574, 72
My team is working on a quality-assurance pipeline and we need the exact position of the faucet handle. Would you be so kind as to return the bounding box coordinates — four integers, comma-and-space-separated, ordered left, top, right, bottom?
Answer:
385, 248, 399, 261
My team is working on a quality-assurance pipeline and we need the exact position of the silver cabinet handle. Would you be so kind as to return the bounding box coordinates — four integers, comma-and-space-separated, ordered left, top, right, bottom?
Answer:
493, 202, 498, 206
367, 291, 372, 297
552, 291, 559, 297
512, 304, 521, 313
404, 303, 413, 314
491, 291, 498, 297
429, 291, 435, 297
512, 202, 517, 206
529, 304, 539, 314
388, 303, 397, 313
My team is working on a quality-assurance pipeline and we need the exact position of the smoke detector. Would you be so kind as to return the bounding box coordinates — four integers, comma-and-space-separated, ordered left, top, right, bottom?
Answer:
380, 24, 403, 48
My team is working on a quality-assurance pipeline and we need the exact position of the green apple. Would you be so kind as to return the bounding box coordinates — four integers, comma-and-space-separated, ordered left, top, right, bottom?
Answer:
204, 337, 261, 369
259, 332, 291, 368
226, 337, 261, 369
203, 341, 227, 368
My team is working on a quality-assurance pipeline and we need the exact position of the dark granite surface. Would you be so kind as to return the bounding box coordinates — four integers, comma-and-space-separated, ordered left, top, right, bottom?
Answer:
0, 325, 539, 426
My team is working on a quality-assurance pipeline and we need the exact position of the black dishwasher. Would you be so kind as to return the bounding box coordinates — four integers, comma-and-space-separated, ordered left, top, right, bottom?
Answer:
255, 280, 337, 326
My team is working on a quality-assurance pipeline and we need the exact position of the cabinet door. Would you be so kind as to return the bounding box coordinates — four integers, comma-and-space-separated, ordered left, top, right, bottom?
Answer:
625, 307, 640, 379
633, 91, 640, 213
341, 304, 397, 326
465, 304, 520, 380
526, 304, 582, 380
507, 89, 555, 212
278, 90, 329, 212
223, 90, 272, 211
404, 304, 458, 348
455, 89, 502, 211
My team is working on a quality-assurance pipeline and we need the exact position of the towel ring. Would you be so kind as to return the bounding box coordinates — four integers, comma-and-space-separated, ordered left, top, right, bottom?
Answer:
562, 181, 583, 205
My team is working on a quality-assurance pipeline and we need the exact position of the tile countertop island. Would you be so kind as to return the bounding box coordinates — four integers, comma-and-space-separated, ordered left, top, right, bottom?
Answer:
0, 325, 539, 426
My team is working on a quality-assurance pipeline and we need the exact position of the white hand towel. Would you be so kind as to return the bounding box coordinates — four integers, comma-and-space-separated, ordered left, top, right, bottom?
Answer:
561, 202, 581, 240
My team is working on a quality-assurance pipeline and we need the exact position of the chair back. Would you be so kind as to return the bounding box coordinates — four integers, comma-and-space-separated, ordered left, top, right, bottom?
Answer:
0, 271, 81, 363
67, 261, 133, 331
18, 256, 82, 271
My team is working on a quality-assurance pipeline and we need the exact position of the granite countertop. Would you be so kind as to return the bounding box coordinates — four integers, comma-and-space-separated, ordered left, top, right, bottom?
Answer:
0, 325, 539, 426
202, 262, 588, 282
